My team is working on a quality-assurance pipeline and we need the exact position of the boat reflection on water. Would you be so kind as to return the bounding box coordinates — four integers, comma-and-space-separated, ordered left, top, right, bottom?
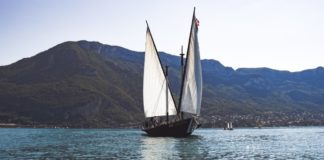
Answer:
140, 136, 176, 160
140, 134, 209, 159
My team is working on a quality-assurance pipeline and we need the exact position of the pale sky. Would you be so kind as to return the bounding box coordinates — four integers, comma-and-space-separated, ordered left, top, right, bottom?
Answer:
1, 0, 323, 71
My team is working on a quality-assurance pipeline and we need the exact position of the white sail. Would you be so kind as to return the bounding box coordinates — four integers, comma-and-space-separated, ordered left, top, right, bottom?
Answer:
180, 12, 203, 115
143, 26, 177, 118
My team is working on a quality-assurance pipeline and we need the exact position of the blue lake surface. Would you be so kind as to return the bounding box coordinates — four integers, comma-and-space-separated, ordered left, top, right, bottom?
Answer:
0, 127, 324, 159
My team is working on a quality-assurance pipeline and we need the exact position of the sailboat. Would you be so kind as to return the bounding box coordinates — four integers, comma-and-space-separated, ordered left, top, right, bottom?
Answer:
224, 122, 233, 130
142, 8, 202, 137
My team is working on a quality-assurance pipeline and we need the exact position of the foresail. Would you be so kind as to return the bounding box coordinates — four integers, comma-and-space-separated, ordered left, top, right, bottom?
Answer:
180, 11, 203, 115
143, 26, 177, 118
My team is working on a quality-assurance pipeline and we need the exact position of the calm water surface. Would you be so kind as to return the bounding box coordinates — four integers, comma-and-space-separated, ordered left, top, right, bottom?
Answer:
0, 127, 324, 159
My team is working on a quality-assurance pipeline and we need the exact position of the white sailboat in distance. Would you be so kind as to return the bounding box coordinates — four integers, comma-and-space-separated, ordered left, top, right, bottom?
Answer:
142, 8, 202, 137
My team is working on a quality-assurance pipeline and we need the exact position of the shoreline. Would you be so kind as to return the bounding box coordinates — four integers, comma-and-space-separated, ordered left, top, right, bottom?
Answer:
1, 123, 324, 129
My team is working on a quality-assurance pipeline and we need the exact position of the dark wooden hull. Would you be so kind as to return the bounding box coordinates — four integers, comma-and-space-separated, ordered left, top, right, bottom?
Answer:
142, 118, 200, 137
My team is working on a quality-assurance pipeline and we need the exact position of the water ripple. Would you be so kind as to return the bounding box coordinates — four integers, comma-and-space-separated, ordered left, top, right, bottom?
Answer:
0, 127, 324, 159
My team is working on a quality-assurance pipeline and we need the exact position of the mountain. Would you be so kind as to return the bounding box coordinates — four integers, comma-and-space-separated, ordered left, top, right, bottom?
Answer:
0, 40, 324, 127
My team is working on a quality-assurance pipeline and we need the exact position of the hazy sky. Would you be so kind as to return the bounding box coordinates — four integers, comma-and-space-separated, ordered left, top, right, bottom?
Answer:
1, 0, 323, 71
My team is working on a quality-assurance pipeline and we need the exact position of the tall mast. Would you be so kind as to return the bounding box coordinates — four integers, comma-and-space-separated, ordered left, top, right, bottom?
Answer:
178, 7, 196, 115
179, 46, 184, 119
165, 65, 169, 124
180, 45, 185, 71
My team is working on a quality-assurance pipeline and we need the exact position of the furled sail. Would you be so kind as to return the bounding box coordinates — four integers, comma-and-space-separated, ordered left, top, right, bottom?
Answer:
179, 10, 203, 115
143, 25, 177, 118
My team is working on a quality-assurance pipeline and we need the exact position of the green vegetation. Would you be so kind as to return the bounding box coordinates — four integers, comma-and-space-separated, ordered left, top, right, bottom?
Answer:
0, 40, 323, 127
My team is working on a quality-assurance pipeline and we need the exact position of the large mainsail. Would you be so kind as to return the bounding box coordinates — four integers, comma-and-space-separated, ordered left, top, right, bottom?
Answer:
143, 24, 177, 118
179, 10, 203, 115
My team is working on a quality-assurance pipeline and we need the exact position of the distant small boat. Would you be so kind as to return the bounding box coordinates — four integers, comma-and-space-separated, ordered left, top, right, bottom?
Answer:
224, 122, 233, 130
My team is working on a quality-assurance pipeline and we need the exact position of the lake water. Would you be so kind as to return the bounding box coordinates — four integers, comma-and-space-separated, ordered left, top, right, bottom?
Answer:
0, 127, 323, 159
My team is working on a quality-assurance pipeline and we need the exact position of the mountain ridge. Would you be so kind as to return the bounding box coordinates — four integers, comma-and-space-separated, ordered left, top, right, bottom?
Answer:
0, 40, 323, 128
